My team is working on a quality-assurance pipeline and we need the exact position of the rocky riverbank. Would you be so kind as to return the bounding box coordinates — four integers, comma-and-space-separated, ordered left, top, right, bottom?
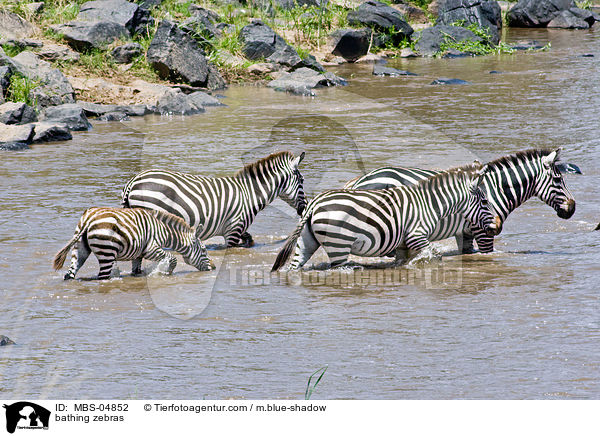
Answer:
1, 0, 599, 149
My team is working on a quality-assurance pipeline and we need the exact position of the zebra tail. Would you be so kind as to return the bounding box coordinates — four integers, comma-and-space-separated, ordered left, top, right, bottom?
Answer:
53, 228, 85, 270
120, 176, 136, 208
272, 212, 311, 272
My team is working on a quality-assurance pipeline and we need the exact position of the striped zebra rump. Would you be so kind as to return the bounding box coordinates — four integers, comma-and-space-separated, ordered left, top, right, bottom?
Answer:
53, 207, 213, 280
121, 151, 307, 248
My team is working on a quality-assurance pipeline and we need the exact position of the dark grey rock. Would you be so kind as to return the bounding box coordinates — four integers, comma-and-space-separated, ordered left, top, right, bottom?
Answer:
510, 40, 545, 50
0, 123, 35, 145
51, 21, 129, 51
436, 0, 502, 44
186, 91, 225, 107
9, 52, 76, 109
111, 43, 143, 64
414, 24, 482, 56
579, 53, 594, 57
0, 335, 15, 345
188, 5, 221, 22
329, 28, 371, 62
0, 65, 12, 101
373, 64, 417, 76
97, 111, 130, 121
239, 21, 302, 68
267, 67, 347, 96
0, 141, 30, 150
0, 102, 38, 124
139, 0, 162, 10
0, 38, 43, 49
430, 77, 470, 84
36, 43, 81, 62
156, 89, 206, 115
41, 104, 92, 131
507, 0, 574, 27
442, 48, 470, 58
489, 70, 503, 73
32, 122, 72, 142
77, 0, 151, 35
347, 1, 414, 40
147, 20, 225, 89
77, 101, 151, 117
300, 54, 326, 72
182, 14, 221, 40
547, 8, 590, 28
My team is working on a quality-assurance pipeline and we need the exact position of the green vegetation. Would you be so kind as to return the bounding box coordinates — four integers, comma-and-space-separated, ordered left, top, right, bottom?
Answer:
437, 21, 515, 57
305, 365, 328, 400
5, 72, 40, 107
1, 43, 27, 57
575, 0, 592, 10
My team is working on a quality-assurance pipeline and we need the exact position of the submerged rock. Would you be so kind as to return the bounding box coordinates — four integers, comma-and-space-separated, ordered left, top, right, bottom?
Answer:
97, 111, 130, 121
373, 64, 417, 76
155, 88, 206, 115
267, 67, 347, 96
430, 77, 470, 85
0, 335, 15, 346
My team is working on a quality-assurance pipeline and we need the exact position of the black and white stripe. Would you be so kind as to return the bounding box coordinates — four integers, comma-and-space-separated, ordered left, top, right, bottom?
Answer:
53, 207, 214, 280
121, 151, 306, 247
272, 162, 501, 271
344, 148, 577, 253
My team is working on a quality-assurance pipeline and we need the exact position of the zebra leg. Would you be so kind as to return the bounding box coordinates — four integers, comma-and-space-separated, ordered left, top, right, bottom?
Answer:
64, 238, 91, 280
455, 233, 476, 254
145, 243, 178, 275
131, 257, 143, 276
224, 231, 254, 248
405, 235, 440, 264
97, 255, 117, 280
289, 225, 321, 270
394, 247, 409, 265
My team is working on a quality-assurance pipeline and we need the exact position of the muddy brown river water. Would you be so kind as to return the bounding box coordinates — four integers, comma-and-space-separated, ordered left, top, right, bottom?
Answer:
1, 28, 599, 399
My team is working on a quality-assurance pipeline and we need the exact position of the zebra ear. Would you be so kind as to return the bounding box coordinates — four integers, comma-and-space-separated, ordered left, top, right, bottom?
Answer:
556, 162, 582, 174
293, 152, 305, 168
542, 148, 560, 168
470, 164, 488, 190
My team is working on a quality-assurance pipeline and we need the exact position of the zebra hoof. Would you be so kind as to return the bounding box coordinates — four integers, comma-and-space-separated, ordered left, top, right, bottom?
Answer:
240, 233, 254, 248
63, 272, 75, 280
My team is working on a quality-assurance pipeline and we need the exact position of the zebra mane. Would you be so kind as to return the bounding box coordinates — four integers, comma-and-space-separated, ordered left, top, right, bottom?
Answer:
486, 148, 556, 170
150, 209, 193, 234
415, 162, 484, 188
235, 151, 294, 177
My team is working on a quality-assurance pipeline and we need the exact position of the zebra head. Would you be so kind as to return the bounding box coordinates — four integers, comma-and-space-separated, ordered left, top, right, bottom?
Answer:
464, 165, 503, 237
535, 148, 576, 219
184, 225, 215, 271
278, 151, 307, 216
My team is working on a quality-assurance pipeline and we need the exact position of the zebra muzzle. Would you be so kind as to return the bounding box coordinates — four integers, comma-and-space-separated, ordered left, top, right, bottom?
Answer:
557, 199, 575, 219
486, 216, 503, 236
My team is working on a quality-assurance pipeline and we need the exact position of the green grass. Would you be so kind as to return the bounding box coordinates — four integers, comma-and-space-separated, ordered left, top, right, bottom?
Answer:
1, 44, 27, 57
5, 72, 40, 107
40, 0, 86, 24
437, 21, 515, 57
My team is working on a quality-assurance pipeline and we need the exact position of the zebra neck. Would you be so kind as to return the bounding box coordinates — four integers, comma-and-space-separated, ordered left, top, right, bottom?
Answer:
239, 170, 282, 214
484, 161, 540, 219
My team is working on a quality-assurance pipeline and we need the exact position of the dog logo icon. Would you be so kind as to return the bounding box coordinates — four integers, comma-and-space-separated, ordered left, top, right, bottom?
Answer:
3, 402, 50, 433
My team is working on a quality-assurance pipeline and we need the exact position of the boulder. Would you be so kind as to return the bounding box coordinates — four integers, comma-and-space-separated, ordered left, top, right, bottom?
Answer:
182, 7, 221, 39
77, 101, 151, 117
186, 91, 225, 107
0, 10, 35, 40
267, 67, 347, 96
0, 141, 30, 150
97, 111, 130, 121
31, 121, 73, 142
51, 21, 129, 51
300, 54, 326, 72
430, 77, 470, 84
414, 24, 481, 56
506, 0, 574, 27
147, 20, 225, 89
0, 102, 38, 124
155, 89, 206, 115
347, 1, 414, 40
10, 52, 76, 109
0, 65, 11, 101
139, 0, 163, 10
0, 335, 15, 346
373, 64, 417, 76
111, 43, 143, 64
0, 38, 43, 49
436, 0, 502, 44
328, 28, 371, 62
0, 123, 35, 146
77, 0, 151, 35
41, 104, 92, 131
188, 5, 221, 22
239, 21, 302, 68
547, 8, 594, 28
36, 43, 81, 62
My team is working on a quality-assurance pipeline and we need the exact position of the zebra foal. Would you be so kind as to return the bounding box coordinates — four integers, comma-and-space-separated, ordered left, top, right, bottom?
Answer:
272, 162, 501, 271
53, 207, 215, 280
121, 151, 307, 248
344, 148, 577, 253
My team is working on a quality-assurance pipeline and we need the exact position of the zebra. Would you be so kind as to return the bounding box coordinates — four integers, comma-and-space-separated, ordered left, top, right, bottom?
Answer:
343, 148, 577, 253
121, 151, 306, 248
272, 162, 502, 271
53, 207, 215, 280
